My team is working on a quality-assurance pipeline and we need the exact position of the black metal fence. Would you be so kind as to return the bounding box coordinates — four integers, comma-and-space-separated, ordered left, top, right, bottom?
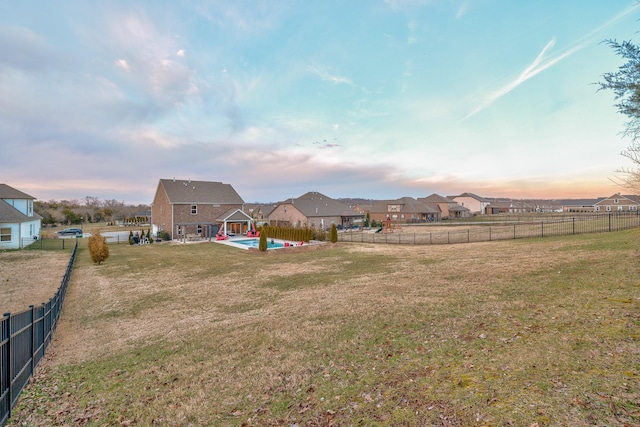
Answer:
339, 212, 640, 245
1, 240, 78, 426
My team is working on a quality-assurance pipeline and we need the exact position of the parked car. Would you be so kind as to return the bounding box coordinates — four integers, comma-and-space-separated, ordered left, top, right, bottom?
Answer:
57, 228, 83, 236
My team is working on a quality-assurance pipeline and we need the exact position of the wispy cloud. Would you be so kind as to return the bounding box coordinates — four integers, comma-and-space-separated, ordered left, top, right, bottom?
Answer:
464, 38, 582, 120
464, 3, 640, 120
308, 64, 354, 85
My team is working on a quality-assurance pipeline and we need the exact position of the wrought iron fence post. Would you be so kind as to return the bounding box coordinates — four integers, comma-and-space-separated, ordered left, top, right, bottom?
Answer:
29, 306, 35, 376
3, 312, 11, 422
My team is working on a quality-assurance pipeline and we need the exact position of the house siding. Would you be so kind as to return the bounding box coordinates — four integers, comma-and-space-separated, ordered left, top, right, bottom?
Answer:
151, 183, 173, 237
172, 203, 243, 236
268, 203, 343, 229
594, 194, 640, 212
0, 184, 41, 249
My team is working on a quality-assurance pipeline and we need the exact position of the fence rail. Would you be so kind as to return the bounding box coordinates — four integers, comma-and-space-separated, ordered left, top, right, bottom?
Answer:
339, 212, 640, 245
1, 240, 77, 426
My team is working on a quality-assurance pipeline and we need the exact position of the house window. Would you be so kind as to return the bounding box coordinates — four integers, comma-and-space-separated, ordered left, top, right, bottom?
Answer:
606, 206, 611, 211
595, 206, 600, 211
0, 227, 11, 242
614, 199, 619, 204
389, 205, 398, 212
197, 225, 202, 234
631, 206, 638, 211
27, 200, 33, 216
191, 205, 197, 214
618, 206, 623, 211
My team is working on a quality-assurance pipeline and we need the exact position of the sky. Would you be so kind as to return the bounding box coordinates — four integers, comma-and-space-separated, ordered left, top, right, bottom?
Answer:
2, 1, 640, 205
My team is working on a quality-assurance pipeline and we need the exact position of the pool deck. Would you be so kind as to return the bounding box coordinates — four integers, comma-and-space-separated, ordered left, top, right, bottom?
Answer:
214, 236, 312, 250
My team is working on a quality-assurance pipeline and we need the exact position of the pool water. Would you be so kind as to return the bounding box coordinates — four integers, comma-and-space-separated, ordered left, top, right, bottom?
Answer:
233, 238, 284, 249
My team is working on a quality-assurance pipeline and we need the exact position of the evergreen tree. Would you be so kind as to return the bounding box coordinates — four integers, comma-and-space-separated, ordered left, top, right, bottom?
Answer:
599, 38, 640, 191
330, 223, 338, 243
259, 230, 267, 251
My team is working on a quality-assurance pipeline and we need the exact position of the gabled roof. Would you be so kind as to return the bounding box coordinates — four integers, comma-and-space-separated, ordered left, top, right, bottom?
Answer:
283, 192, 362, 217
159, 179, 244, 204
217, 208, 253, 222
0, 183, 35, 200
452, 192, 490, 202
419, 194, 456, 204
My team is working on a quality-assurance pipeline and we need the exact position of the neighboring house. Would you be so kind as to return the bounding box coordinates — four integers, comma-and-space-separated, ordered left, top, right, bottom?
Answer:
368, 197, 440, 224
0, 184, 42, 249
594, 194, 640, 212
151, 179, 245, 239
244, 203, 278, 221
483, 199, 536, 214
268, 191, 364, 229
560, 199, 601, 213
418, 194, 469, 219
450, 193, 491, 215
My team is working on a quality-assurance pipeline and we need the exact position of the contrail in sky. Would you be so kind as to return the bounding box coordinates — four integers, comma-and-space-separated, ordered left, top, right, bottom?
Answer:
464, 3, 640, 120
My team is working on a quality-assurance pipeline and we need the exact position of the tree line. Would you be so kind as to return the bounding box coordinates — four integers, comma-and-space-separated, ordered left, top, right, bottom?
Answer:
35, 196, 151, 226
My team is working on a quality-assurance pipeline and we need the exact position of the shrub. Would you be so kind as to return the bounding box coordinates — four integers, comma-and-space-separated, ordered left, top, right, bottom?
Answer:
330, 223, 338, 243
88, 230, 109, 265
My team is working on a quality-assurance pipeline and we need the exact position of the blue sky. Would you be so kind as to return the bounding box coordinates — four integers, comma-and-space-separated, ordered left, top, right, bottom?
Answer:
1, 1, 639, 204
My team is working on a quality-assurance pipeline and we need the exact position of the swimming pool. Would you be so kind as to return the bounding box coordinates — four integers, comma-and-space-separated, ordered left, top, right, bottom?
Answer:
232, 238, 284, 249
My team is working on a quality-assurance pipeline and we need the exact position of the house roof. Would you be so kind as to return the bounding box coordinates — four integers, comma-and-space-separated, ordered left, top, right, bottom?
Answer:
0, 183, 35, 200
419, 193, 456, 204
217, 208, 253, 222
452, 192, 490, 202
159, 179, 244, 204
283, 192, 362, 217
0, 200, 32, 222
559, 198, 601, 207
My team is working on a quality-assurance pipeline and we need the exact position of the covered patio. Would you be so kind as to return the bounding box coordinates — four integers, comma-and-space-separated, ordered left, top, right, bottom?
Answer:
216, 208, 254, 237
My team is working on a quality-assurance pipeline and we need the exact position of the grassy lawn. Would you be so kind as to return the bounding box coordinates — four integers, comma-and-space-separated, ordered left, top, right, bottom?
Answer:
8, 230, 640, 426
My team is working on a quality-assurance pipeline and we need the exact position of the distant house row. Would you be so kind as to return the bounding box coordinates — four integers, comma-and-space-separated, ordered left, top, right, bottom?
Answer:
149, 179, 640, 240
2, 181, 639, 249
450, 192, 640, 214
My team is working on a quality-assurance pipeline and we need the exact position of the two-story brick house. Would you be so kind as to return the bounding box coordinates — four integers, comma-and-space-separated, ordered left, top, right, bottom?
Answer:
151, 179, 246, 240
368, 197, 440, 224
268, 191, 364, 230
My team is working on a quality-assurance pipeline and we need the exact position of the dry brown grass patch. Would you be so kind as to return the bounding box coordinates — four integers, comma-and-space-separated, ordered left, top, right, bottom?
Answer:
0, 250, 69, 314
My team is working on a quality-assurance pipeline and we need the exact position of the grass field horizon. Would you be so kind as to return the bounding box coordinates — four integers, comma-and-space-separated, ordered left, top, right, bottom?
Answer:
7, 229, 640, 425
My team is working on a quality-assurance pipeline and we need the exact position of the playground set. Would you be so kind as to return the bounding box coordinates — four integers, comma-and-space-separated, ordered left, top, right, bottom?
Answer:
375, 217, 403, 233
